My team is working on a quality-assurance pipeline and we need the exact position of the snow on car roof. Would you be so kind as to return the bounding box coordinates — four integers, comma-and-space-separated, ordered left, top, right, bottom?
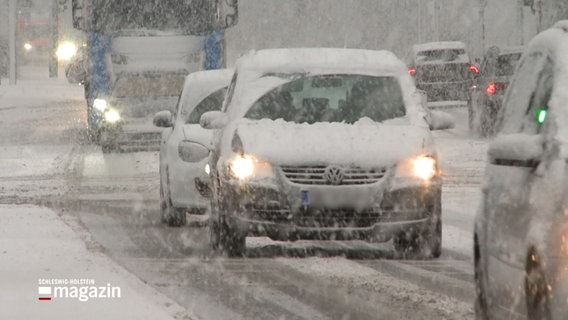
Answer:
235, 48, 408, 76
412, 41, 466, 54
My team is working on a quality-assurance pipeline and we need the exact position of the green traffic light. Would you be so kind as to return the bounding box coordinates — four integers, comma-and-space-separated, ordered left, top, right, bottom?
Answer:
537, 108, 547, 124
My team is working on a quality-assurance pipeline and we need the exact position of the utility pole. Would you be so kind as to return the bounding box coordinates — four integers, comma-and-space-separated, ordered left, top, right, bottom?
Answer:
8, 0, 16, 84
479, 0, 487, 58
49, 0, 59, 77
519, 0, 525, 45
418, 0, 423, 43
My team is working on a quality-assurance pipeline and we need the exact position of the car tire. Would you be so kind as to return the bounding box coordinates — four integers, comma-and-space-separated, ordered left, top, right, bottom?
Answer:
474, 238, 489, 320
211, 200, 245, 257
160, 168, 187, 227
525, 249, 551, 320
101, 144, 115, 153
394, 192, 442, 259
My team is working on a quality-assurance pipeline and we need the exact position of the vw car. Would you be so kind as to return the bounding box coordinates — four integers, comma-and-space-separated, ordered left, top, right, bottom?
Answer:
409, 41, 478, 105
201, 48, 454, 257
153, 69, 233, 226
470, 46, 524, 137
95, 72, 186, 153
474, 21, 568, 320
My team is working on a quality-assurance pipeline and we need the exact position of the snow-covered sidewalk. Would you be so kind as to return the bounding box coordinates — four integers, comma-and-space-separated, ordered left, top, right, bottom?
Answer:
0, 204, 195, 319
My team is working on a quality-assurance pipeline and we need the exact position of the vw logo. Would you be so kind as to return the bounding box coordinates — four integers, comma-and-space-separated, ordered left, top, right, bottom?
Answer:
323, 165, 345, 185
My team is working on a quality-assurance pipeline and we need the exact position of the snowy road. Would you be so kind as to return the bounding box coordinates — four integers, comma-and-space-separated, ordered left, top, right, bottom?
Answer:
0, 72, 485, 319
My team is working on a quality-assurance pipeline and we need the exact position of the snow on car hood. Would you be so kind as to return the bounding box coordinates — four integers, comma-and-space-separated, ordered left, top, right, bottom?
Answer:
234, 119, 435, 167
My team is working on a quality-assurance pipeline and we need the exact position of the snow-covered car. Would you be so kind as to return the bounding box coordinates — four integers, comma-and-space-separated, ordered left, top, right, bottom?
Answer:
95, 72, 186, 153
200, 48, 454, 257
153, 69, 233, 226
470, 45, 524, 137
474, 21, 568, 320
409, 41, 479, 104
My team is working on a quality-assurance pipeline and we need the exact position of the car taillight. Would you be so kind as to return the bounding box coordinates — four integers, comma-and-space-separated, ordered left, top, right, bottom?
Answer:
485, 82, 507, 95
469, 64, 479, 74
408, 67, 416, 75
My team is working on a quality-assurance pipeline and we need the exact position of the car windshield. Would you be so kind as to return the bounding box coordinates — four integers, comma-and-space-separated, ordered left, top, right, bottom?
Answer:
244, 74, 406, 124
185, 87, 227, 124
111, 73, 185, 98
495, 52, 522, 76
416, 48, 466, 61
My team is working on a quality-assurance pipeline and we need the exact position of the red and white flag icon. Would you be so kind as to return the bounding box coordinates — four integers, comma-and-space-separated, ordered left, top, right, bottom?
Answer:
38, 286, 52, 301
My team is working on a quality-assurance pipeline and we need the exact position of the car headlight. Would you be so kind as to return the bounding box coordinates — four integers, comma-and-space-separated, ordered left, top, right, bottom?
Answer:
227, 154, 272, 180
205, 163, 210, 175
413, 156, 437, 180
93, 98, 108, 112
56, 42, 78, 61
178, 141, 209, 163
395, 155, 438, 181
104, 109, 121, 123
24, 43, 32, 51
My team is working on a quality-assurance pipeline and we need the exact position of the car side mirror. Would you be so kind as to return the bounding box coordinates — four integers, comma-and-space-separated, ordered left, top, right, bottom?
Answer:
153, 110, 173, 128
488, 133, 544, 167
426, 110, 455, 131
200, 111, 228, 129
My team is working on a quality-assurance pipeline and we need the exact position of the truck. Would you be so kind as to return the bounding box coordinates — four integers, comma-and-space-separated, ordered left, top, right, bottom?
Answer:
68, 0, 238, 146
18, 11, 51, 64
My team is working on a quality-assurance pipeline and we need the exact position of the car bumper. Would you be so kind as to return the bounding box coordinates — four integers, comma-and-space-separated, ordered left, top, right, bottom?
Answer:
220, 178, 441, 241
169, 157, 211, 212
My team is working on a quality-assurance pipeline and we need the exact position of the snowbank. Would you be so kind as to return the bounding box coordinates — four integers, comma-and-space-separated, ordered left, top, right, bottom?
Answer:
0, 205, 195, 319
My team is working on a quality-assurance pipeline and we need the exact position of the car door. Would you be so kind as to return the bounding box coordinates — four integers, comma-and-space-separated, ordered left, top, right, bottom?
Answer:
482, 49, 554, 312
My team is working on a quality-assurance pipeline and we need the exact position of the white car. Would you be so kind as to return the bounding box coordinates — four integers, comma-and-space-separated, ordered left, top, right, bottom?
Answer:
96, 71, 186, 153
153, 69, 233, 226
201, 48, 454, 256
474, 21, 568, 319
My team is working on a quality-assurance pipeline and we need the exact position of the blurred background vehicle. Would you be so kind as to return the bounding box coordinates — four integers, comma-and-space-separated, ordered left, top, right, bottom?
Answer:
95, 71, 186, 153
409, 41, 478, 107
469, 45, 524, 137
474, 20, 568, 320
69, 0, 237, 140
17, 11, 50, 64
202, 48, 454, 257
153, 69, 233, 226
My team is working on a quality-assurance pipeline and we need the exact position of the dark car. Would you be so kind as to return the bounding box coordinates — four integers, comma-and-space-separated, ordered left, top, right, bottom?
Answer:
409, 41, 479, 106
474, 21, 568, 320
469, 46, 524, 137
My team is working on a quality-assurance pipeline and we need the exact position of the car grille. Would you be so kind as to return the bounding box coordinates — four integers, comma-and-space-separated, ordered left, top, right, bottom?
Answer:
280, 165, 387, 185
118, 132, 161, 152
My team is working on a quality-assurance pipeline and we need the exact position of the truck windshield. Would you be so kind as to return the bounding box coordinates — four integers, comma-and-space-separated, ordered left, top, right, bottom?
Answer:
91, 0, 210, 34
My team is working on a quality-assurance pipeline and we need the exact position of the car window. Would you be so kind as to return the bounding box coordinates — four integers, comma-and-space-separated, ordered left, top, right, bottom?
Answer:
499, 51, 553, 135
185, 87, 227, 124
244, 74, 406, 124
495, 53, 522, 77
416, 48, 466, 62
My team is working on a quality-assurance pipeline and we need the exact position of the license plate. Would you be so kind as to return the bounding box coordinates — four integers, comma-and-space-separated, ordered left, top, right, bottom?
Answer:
301, 190, 309, 206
